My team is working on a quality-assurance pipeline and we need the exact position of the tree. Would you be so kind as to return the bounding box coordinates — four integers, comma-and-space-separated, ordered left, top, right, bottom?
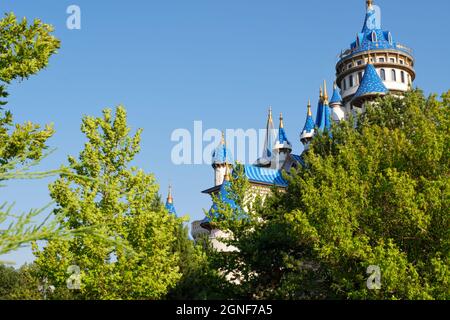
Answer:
166, 225, 235, 300
33, 106, 183, 300
0, 263, 41, 300
0, 12, 68, 259
212, 90, 450, 300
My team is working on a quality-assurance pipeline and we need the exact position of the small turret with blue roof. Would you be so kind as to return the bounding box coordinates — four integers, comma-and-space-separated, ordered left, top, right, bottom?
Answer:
212, 132, 234, 186
165, 185, 177, 216
300, 100, 315, 146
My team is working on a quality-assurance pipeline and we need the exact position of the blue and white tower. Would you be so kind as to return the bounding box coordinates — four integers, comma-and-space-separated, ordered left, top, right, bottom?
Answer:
335, 0, 415, 112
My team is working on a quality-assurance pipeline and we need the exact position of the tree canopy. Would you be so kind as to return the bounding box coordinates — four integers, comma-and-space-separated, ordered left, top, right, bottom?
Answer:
211, 90, 450, 300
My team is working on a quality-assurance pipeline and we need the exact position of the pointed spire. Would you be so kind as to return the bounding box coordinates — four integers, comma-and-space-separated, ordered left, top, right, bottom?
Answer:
323, 80, 329, 103
330, 81, 343, 105
257, 106, 277, 165
165, 184, 177, 215
319, 86, 324, 102
279, 113, 284, 129
221, 131, 225, 145
167, 184, 173, 204
301, 99, 316, 145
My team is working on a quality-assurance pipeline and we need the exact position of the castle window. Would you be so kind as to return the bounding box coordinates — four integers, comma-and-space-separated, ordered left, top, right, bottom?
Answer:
343, 78, 347, 90
379, 57, 385, 63
401, 71, 406, 83
380, 69, 386, 81
349, 75, 354, 87
391, 69, 397, 82
348, 63, 353, 69
358, 72, 363, 84
357, 60, 363, 65
400, 59, 404, 65
388, 32, 393, 44
390, 58, 396, 63
371, 31, 377, 42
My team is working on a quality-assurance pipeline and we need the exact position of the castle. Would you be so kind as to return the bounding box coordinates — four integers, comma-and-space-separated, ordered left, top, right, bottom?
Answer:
165, 1, 416, 247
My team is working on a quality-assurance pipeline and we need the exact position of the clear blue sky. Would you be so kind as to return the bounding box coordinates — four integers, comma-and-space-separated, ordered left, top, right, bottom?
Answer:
1, 0, 449, 266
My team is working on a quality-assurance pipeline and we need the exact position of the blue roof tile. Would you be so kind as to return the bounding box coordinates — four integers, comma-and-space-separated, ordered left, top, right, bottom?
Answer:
353, 64, 388, 100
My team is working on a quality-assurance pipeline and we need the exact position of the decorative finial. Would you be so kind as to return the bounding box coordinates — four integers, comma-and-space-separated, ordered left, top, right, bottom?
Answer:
307, 100, 312, 116
221, 131, 225, 145
319, 86, 323, 101
279, 113, 284, 129
323, 80, 329, 102
167, 185, 173, 204
367, 0, 373, 9
268, 106, 273, 120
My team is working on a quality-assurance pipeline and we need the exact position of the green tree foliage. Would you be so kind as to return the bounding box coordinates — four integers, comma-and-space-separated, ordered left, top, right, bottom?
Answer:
33, 106, 183, 300
0, 264, 41, 300
0, 12, 65, 259
167, 225, 235, 300
0, 13, 60, 105
212, 90, 449, 300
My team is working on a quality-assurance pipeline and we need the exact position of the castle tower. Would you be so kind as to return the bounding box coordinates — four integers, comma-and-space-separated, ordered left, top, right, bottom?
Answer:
329, 82, 346, 122
335, 0, 415, 112
300, 100, 315, 148
211, 132, 233, 186
165, 185, 177, 216
271, 113, 293, 170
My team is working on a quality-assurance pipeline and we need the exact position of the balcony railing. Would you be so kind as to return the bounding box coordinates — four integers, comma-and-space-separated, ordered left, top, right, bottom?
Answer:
338, 42, 414, 61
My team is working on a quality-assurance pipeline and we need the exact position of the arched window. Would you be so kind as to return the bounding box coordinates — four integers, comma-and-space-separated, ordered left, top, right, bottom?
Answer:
401, 71, 406, 83
388, 32, 393, 45
371, 31, 377, 42
349, 75, 354, 87
380, 69, 386, 81
391, 69, 397, 82
358, 72, 363, 84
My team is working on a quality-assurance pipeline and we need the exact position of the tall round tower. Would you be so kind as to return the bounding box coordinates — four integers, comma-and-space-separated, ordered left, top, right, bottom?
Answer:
335, 0, 415, 112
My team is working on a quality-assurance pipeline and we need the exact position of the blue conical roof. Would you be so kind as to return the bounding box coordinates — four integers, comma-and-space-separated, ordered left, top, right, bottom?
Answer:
165, 186, 177, 216
353, 64, 388, 101
330, 85, 343, 105
212, 135, 233, 166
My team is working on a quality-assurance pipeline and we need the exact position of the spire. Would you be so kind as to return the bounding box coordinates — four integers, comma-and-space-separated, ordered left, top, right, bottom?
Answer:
323, 80, 329, 104
278, 113, 290, 145
315, 86, 324, 129
301, 100, 316, 145
330, 81, 343, 105
366, 0, 373, 9
257, 106, 277, 165
212, 131, 233, 167
167, 185, 173, 204
165, 185, 177, 215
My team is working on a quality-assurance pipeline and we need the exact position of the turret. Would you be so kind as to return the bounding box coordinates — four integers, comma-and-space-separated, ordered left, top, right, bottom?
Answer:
300, 100, 315, 148
212, 132, 233, 186
271, 113, 292, 170
165, 185, 177, 216
335, 0, 415, 111
330, 82, 346, 122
